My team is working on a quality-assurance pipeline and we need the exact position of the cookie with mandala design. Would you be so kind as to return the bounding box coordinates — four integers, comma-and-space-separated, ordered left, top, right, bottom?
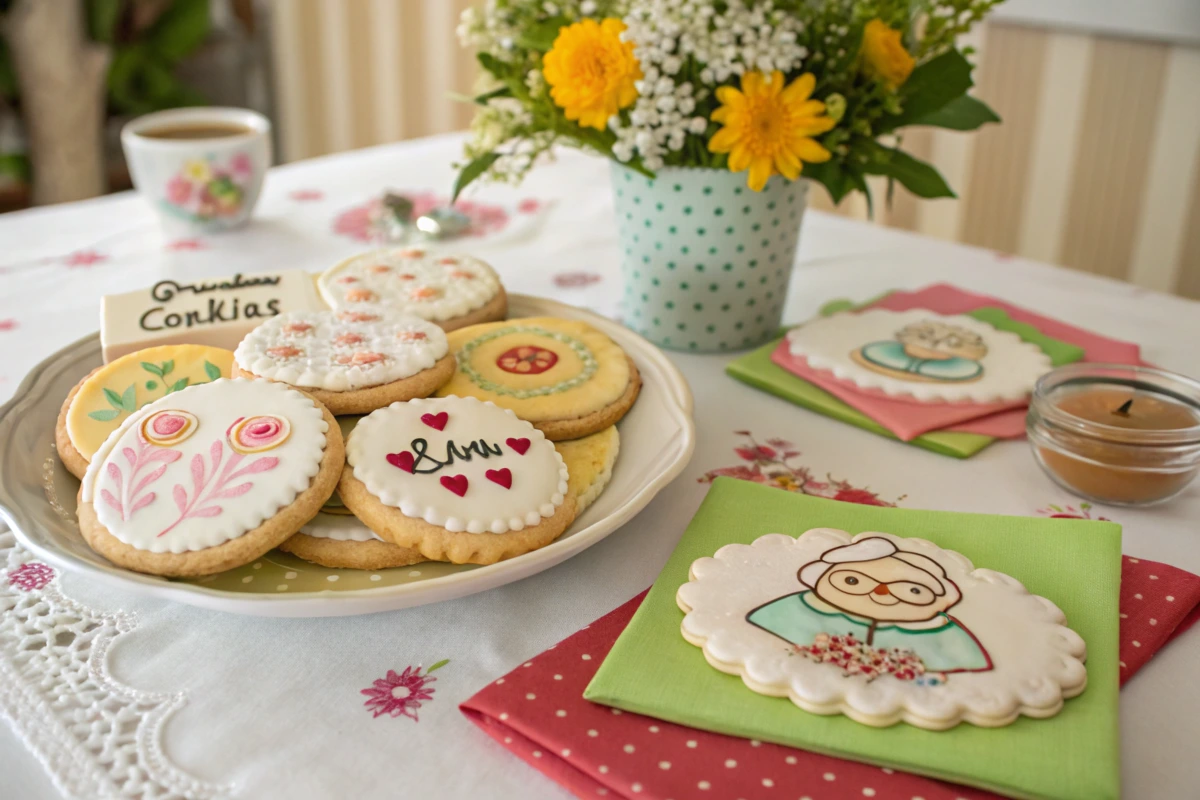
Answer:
436, 317, 641, 440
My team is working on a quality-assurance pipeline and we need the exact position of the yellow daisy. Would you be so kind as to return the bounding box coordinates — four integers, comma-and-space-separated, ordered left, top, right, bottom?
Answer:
182, 159, 212, 183
543, 18, 642, 131
708, 71, 835, 192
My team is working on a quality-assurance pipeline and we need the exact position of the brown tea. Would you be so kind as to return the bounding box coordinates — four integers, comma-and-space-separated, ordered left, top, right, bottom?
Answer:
139, 122, 253, 140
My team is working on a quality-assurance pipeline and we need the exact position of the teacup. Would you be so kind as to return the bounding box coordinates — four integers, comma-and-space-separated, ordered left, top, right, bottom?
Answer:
121, 107, 272, 234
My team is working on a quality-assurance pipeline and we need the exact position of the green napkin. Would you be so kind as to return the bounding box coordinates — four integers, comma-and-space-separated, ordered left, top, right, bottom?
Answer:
727, 306, 1086, 459
585, 479, 1122, 800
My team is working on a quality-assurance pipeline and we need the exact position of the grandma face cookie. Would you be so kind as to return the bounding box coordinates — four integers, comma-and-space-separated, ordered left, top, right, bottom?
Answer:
56, 344, 236, 479
233, 309, 453, 414
437, 318, 641, 440
678, 530, 1087, 730
280, 512, 425, 570
317, 249, 506, 331
77, 378, 343, 577
338, 396, 573, 565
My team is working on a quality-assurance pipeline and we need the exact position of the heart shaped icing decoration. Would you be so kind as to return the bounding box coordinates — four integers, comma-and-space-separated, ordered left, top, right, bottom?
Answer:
440, 474, 468, 497
506, 437, 531, 455
386, 451, 415, 473
421, 412, 449, 431
486, 468, 513, 490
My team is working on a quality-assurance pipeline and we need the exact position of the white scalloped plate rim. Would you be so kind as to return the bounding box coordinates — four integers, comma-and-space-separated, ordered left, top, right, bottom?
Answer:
0, 294, 695, 617
785, 308, 1054, 403
676, 529, 1088, 730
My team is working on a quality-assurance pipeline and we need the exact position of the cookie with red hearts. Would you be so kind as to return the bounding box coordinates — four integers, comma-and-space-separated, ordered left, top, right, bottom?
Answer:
338, 396, 573, 565
233, 309, 454, 415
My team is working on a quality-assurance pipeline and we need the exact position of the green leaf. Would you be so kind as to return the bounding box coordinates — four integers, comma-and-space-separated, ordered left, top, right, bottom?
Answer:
162, 359, 175, 376
0, 153, 29, 183
121, 384, 137, 411
142, 361, 165, 377
145, 0, 211, 63
426, 659, 450, 673
87, 0, 122, 44
167, 377, 190, 394
476, 52, 510, 79
473, 86, 513, 105
517, 17, 568, 51
906, 95, 1000, 131
204, 361, 221, 381
88, 409, 121, 422
863, 146, 955, 199
879, 49, 975, 132
452, 152, 501, 202
103, 387, 125, 410
801, 160, 858, 205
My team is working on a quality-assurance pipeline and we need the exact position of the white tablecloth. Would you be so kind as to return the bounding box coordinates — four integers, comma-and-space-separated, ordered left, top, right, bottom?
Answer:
2, 133, 1199, 800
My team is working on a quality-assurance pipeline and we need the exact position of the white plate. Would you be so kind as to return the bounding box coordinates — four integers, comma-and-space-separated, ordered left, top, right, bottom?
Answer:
0, 295, 695, 616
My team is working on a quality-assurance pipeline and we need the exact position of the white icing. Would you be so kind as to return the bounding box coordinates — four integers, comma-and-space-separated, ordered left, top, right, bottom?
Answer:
785, 308, 1053, 403
678, 529, 1088, 729
81, 379, 328, 554
318, 250, 501, 322
300, 512, 382, 542
347, 396, 568, 534
234, 308, 447, 391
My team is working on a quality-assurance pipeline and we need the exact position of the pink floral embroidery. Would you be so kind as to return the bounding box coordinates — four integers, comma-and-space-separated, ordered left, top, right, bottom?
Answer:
100, 434, 184, 521
517, 198, 542, 214
290, 189, 324, 202
700, 431, 902, 506
166, 238, 207, 251
158, 437, 278, 537
793, 633, 943, 685
553, 271, 603, 288
1037, 502, 1111, 521
0, 319, 16, 332
361, 660, 447, 721
63, 250, 107, 268
332, 191, 509, 242
8, 562, 55, 591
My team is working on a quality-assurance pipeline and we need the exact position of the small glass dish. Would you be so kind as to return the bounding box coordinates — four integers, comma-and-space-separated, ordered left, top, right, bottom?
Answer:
1027, 363, 1200, 507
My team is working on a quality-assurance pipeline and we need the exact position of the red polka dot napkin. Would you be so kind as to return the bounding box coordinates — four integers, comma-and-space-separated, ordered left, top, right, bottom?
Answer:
461, 555, 1200, 800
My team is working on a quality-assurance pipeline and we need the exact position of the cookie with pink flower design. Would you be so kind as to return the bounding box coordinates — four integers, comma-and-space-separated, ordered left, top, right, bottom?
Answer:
233, 309, 454, 415
77, 378, 344, 577
317, 248, 507, 332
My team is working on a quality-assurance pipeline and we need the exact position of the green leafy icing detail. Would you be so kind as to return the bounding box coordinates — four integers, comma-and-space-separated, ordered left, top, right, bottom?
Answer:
84, 358, 223, 423
204, 360, 221, 381
458, 326, 596, 398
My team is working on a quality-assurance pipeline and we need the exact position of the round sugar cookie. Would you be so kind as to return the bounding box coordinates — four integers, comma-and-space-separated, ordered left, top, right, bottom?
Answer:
437, 317, 641, 440
280, 512, 425, 569
77, 378, 343, 577
554, 426, 620, 515
339, 396, 573, 565
317, 248, 507, 331
233, 308, 454, 414
319, 415, 363, 516
57, 344, 235, 479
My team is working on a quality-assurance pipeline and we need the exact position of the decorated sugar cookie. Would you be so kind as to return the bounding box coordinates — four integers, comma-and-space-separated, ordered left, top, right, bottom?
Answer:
317, 249, 507, 331
555, 426, 620, 515
233, 309, 453, 414
77, 379, 343, 577
785, 309, 1052, 403
677, 530, 1087, 730
57, 344, 235, 479
437, 317, 641, 440
319, 416, 363, 516
339, 396, 573, 564
280, 512, 426, 570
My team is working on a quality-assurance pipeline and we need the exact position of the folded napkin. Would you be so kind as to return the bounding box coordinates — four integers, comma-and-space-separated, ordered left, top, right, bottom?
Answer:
463, 545, 1200, 800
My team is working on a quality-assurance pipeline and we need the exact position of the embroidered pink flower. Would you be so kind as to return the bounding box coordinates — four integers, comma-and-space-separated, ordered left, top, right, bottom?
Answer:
8, 562, 54, 591
517, 198, 541, 214
410, 286, 439, 301
166, 175, 193, 205
230, 153, 254, 178
290, 189, 324, 202
438, 257, 459, 265
368, 265, 392, 274
345, 288, 377, 303
334, 332, 364, 346
337, 276, 359, 284
336, 351, 386, 366
0, 319, 17, 332
553, 271, 603, 288
283, 322, 314, 335
396, 331, 427, 342
361, 661, 446, 720
64, 250, 107, 268
166, 238, 207, 251
267, 345, 303, 358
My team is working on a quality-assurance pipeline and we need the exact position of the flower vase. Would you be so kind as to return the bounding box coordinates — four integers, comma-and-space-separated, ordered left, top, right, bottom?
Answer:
612, 164, 808, 352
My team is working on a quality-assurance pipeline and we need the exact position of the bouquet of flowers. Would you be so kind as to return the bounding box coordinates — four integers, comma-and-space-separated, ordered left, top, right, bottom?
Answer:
456, 0, 1002, 205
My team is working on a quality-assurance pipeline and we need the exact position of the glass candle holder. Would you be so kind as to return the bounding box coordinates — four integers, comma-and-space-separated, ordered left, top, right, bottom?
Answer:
1027, 364, 1200, 507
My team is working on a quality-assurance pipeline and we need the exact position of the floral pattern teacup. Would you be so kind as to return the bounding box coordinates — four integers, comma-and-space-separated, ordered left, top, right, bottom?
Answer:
121, 107, 271, 234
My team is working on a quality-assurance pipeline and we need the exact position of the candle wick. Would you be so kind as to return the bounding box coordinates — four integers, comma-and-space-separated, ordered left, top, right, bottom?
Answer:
1114, 399, 1134, 416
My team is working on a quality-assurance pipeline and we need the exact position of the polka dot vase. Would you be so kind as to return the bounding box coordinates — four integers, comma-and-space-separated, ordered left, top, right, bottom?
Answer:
612, 163, 809, 353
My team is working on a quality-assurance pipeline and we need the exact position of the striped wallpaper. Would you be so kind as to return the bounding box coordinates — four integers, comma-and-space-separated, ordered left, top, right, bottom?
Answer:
267, 5, 1200, 300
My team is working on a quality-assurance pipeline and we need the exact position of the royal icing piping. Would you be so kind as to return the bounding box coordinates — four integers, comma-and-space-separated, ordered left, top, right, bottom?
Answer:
317, 250, 501, 322
785, 308, 1053, 403
347, 396, 568, 534
234, 309, 448, 391
300, 512, 383, 542
81, 378, 328, 554
678, 529, 1088, 729
66, 344, 235, 459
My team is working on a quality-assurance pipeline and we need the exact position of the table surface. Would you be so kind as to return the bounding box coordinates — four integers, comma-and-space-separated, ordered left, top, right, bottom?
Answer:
2, 133, 1198, 800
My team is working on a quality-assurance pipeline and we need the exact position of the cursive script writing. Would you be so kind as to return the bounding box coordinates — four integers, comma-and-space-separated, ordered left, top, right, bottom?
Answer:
410, 437, 503, 474
150, 273, 281, 302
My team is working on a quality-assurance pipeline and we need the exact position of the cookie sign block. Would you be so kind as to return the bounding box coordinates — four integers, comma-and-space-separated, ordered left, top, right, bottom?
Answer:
101, 270, 325, 363
677, 529, 1087, 730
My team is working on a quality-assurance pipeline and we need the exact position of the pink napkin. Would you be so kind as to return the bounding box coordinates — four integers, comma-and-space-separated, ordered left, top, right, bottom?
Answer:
771, 284, 1144, 441
461, 555, 1200, 800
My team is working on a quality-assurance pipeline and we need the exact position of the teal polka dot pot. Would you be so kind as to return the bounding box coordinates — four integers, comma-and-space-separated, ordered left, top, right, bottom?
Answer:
612, 164, 809, 353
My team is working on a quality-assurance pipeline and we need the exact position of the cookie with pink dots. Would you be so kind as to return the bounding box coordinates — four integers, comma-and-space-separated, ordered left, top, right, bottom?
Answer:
317, 248, 507, 332
338, 396, 573, 565
233, 308, 454, 414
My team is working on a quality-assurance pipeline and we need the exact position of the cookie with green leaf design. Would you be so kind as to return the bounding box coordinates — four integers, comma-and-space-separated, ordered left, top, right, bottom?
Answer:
56, 345, 235, 479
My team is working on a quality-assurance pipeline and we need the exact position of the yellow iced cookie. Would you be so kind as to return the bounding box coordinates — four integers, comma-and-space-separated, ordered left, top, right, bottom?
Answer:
438, 317, 640, 440
554, 426, 620, 514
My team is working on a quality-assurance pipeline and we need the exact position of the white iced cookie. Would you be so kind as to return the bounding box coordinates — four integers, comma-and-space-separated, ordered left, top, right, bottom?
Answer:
233, 309, 454, 414
785, 308, 1052, 403
338, 396, 574, 565
279, 511, 426, 570
677, 530, 1087, 730
317, 248, 507, 332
